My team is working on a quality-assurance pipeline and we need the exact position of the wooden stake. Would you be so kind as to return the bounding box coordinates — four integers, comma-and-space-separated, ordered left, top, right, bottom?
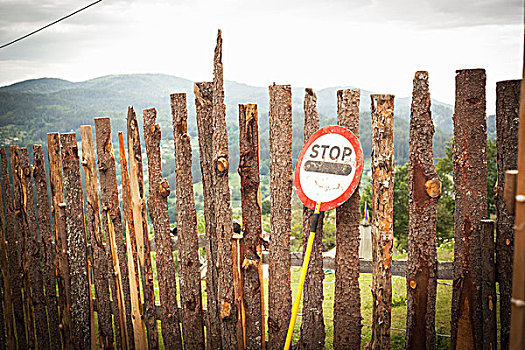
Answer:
268, 83, 293, 350
369, 94, 395, 350
334, 88, 361, 350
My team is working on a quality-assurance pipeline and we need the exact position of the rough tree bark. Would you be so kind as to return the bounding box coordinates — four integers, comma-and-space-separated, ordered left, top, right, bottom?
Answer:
94, 118, 131, 349
369, 94, 395, 350
333, 88, 362, 350
33, 145, 62, 350
211, 30, 239, 349
481, 220, 497, 349
126, 106, 158, 348
405, 71, 440, 350
80, 126, 115, 349
297, 88, 325, 350
194, 81, 222, 349
239, 103, 265, 350
268, 83, 293, 350
450, 69, 488, 350
60, 133, 91, 349
495, 79, 520, 350
143, 108, 183, 349
170, 93, 206, 349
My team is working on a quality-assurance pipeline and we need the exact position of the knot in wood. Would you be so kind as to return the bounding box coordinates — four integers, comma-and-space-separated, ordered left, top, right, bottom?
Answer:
159, 179, 170, 197
23, 166, 31, 176
410, 280, 417, 289
425, 178, 442, 198
217, 157, 229, 172
220, 300, 231, 319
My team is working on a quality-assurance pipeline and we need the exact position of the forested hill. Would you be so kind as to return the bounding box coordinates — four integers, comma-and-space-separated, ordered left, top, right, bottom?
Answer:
0, 73, 493, 182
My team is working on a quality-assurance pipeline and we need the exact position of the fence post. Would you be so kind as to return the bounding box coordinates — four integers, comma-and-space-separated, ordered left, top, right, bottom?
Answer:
194, 81, 223, 349
94, 118, 130, 349
369, 94, 395, 350
239, 103, 265, 350
495, 79, 521, 350
268, 83, 293, 350
80, 126, 115, 349
33, 145, 62, 350
126, 107, 159, 348
297, 88, 325, 349
170, 93, 206, 348
450, 68, 488, 349
334, 88, 362, 349
143, 108, 184, 349
60, 133, 91, 349
405, 71, 440, 349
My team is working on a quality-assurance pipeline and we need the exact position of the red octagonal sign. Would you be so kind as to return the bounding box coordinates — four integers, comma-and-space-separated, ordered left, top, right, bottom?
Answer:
294, 125, 364, 212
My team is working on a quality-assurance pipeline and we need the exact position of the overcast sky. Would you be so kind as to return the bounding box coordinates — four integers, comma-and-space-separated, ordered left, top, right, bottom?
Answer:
0, 0, 522, 113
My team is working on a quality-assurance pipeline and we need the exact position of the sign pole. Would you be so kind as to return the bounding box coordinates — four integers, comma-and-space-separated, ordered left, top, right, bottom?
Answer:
284, 201, 322, 350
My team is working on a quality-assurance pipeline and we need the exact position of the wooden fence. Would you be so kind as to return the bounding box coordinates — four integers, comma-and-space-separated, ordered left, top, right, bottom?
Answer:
0, 31, 521, 350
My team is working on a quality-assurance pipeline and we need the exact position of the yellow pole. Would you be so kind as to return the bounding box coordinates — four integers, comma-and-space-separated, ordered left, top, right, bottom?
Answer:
283, 202, 321, 350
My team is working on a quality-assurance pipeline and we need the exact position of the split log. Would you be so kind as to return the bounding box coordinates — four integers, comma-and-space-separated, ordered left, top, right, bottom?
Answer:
369, 94, 395, 350
33, 145, 62, 350
334, 88, 361, 350
60, 133, 91, 349
118, 132, 148, 350
143, 108, 183, 349
297, 88, 325, 350
450, 69, 488, 350
80, 126, 115, 349
194, 81, 222, 349
405, 71, 439, 350
211, 30, 239, 349
495, 79, 520, 350
170, 93, 206, 348
239, 103, 265, 350
268, 83, 293, 350
126, 106, 158, 348
94, 118, 132, 349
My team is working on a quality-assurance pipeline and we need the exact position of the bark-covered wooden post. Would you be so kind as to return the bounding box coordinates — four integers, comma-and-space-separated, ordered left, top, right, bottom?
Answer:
80, 126, 115, 349
481, 219, 497, 349
60, 133, 91, 349
171, 93, 206, 349
33, 145, 62, 350
238, 103, 265, 350
450, 69, 488, 349
369, 94, 395, 350
194, 81, 222, 349
268, 83, 293, 350
126, 107, 158, 348
94, 118, 131, 349
1, 149, 26, 350
405, 71, 440, 350
495, 79, 520, 350
0, 151, 15, 350
297, 88, 325, 350
210, 30, 240, 349
143, 108, 183, 349
333, 88, 362, 349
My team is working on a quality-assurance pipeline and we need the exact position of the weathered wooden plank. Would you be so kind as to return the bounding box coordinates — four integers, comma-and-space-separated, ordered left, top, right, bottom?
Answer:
118, 131, 147, 350
296, 88, 325, 350
268, 83, 293, 350
481, 220, 497, 349
170, 93, 206, 348
369, 94, 395, 350
450, 69, 488, 350
94, 118, 130, 349
60, 133, 91, 349
194, 81, 222, 349
210, 30, 240, 349
143, 108, 183, 349
126, 106, 158, 348
48, 133, 73, 348
405, 71, 439, 350
10, 146, 36, 349
239, 103, 265, 350
333, 88, 361, 350
495, 79, 520, 350
33, 145, 62, 350
80, 126, 115, 349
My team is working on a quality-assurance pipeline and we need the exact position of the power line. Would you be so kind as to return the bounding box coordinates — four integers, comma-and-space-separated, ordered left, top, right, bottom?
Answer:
0, 0, 103, 49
